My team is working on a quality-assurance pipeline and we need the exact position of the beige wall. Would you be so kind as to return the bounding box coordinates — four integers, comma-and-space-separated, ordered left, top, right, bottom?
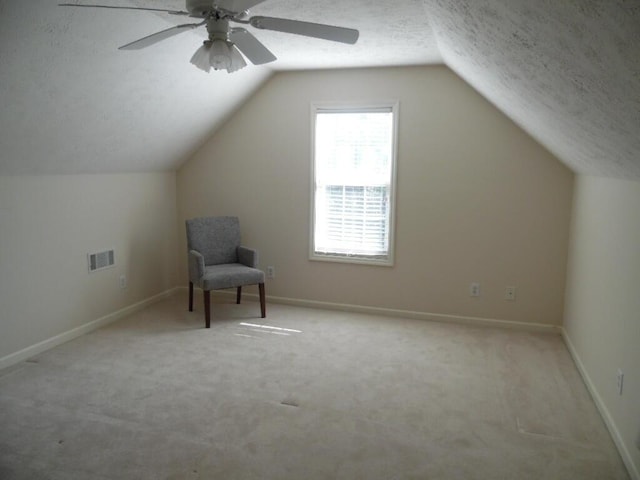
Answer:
0, 173, 177, 362
177, 66, 574, 326
564, 175, 640, 478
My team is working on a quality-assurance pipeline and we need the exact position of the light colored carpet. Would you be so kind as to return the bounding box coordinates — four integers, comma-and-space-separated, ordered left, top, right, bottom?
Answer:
0, 293, 629, 479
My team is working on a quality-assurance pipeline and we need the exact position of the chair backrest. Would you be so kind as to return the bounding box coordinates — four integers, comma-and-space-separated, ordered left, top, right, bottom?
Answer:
186, 216, 240, 266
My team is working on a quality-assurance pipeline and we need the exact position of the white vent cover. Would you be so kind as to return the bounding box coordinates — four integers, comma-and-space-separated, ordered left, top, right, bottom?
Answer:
88, 249, 115, 273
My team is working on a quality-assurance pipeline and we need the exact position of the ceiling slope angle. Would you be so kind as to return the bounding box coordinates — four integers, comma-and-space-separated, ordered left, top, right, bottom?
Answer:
424, 0, 640, 180
0, 0, 272, 174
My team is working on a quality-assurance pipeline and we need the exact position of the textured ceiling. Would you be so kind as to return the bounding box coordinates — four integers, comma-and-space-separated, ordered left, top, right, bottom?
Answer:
425, 0, 640, 179
234, 0, 441, 69
0, 0, 638, 179
0, 0, 272, 173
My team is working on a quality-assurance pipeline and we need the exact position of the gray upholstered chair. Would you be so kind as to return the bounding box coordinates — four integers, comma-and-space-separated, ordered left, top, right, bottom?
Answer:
186, 216, 265, 328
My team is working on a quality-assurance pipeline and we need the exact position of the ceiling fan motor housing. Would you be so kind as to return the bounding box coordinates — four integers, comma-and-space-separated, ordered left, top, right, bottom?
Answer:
207, 19, 230, 40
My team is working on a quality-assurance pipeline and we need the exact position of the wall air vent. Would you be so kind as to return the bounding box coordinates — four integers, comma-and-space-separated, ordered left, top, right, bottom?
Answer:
88, 249, 115, 273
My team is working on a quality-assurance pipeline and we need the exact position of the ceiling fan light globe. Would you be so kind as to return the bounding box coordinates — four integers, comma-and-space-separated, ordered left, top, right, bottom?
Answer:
209, 39, 232, 70
227, 45, 247, 73
190, 43, 212, 72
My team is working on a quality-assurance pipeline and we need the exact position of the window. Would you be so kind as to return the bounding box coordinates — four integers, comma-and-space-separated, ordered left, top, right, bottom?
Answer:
310, 102, 398, 266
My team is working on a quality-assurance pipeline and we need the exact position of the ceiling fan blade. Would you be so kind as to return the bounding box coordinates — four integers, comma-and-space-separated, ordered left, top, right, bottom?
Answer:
216, 0, 267, 13
58, 3, 189, 15
119, 22, 205, 50
249, 16, 359, 44
229, 28, 276, 65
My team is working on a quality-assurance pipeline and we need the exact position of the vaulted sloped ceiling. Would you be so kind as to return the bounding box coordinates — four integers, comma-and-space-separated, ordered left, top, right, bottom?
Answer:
425, 0, 640, 179
0, 0, 273, 174
0, 0, 638, 179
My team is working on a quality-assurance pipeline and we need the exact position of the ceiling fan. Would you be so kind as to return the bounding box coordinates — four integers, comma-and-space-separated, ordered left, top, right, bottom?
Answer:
59, 0, 360, 73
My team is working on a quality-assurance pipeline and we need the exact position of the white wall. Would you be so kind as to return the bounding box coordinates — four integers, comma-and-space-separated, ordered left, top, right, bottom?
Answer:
0, 173, 178, 363
564, 175, 640, 478
178, 66, 574, 327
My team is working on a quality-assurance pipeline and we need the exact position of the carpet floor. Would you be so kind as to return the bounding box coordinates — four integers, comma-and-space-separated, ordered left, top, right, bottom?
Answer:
0, 294, 630, 479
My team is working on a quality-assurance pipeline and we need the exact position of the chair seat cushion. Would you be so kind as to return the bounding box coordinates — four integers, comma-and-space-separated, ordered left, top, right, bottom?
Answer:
201, 263, 265, 291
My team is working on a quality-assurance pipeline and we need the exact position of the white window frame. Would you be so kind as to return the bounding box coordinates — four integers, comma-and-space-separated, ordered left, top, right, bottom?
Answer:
309, 101, 399, 267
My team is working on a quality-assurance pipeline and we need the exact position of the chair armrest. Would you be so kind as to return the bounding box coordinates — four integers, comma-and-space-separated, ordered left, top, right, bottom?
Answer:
238, 246, 259, 268
188, 249, 205, 282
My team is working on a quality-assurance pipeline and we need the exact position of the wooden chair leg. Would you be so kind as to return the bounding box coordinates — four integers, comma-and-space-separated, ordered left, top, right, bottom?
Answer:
259, 282, 266, 318
236, 286, 242, 304
204, 290, 211, 328
188, 282, 194, 312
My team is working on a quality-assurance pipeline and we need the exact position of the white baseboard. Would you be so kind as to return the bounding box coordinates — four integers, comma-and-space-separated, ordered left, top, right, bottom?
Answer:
181, 286, 559, 334
269, 295, 560, 333
561, 328, 639, 480
0, 288, 179, 371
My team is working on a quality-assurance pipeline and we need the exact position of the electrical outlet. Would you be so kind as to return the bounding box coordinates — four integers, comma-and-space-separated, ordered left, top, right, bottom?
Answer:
267, 266, 275, 279
119, 274, 127, 289
505, 286, 516, 301
616, 369, 624, 395
470, 282, 480, 297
